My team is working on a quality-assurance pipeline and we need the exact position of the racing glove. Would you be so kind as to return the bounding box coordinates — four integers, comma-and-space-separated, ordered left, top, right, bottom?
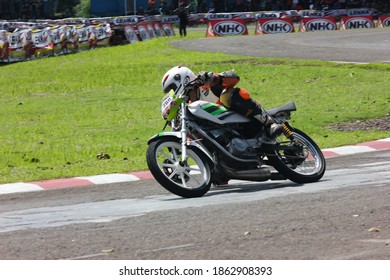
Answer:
198, 71, 214, 85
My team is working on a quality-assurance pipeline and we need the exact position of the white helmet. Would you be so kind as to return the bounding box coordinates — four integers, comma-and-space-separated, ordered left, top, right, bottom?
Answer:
161, 66, 196, 97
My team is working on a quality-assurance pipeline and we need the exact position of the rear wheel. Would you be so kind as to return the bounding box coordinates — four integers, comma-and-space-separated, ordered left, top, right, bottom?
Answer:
146, 138, 212, 198
267, 128, 326, 183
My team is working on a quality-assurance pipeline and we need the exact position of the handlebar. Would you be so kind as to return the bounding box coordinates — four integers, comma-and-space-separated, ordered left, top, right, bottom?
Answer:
179, 77, 205, 99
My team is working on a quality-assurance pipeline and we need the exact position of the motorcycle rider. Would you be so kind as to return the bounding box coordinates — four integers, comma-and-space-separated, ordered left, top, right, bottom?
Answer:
161, 66, 283, 140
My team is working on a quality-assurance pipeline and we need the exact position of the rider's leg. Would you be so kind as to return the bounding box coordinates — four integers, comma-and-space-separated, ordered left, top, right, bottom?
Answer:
220, 88, 283, 139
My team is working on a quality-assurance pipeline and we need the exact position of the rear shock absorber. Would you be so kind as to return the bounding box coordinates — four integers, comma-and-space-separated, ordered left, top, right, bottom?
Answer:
281, 122, 294, 138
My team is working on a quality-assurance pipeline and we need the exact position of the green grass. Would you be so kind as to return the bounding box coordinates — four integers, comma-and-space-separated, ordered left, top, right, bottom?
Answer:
0, 31, 389, 184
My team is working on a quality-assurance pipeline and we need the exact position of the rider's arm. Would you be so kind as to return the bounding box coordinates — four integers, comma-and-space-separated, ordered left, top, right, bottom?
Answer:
198, 70, 240, 88
219, 70, 240, 88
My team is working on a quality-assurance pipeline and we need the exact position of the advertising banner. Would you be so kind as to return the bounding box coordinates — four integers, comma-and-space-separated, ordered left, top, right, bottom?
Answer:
95, 23, 112, 47
255, 18, 295, 35
111, 16, 140, 26
346, 8, 376, 16
206, 13, 248, 37
146, 22, 157, 39
0, 22, 12, 31
298, 10, 326, 18
0, 30, 9, 61
48, 25, 71, 56
161, 23, 175, 37
8, 28, 33, 62
124, 25, 138, 43
153, 21, 165, 37
340, 16, 375, 29
160, 15, 179, 24
0, 15, 169, 63
31, 27, 53, 58
377, 15, 390, 27
1, 9, 387, 65
75, 25, 97, 50
136, 23, 150, 41
206, 19, 248, 37
299, 17, 337, 32
66, 25, 79, 53
255, 12, 283, 20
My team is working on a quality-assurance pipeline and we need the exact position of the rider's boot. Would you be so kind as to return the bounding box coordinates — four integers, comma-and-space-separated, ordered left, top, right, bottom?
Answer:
252, 108, 283, 140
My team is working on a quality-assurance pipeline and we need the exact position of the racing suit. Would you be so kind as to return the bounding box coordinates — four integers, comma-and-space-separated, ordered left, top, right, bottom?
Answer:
198, 70, 281, 138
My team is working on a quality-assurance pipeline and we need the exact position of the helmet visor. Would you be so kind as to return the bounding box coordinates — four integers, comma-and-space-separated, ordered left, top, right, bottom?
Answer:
163, 82, 178, 94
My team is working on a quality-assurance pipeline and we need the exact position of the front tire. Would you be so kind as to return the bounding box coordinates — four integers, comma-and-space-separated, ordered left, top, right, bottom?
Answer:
267, 128, 326, 184
146, 138, 212, 198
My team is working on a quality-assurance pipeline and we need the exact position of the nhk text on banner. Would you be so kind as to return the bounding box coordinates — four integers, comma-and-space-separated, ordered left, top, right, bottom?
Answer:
255, 18, 295, 35
206, 19, 248, 37
206, 13, 249, 37
340, 15, 375, 29
299, 17, 338, 32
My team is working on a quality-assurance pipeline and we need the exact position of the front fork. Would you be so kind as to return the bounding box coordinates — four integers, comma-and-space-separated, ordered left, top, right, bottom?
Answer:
180, 102, 188, 164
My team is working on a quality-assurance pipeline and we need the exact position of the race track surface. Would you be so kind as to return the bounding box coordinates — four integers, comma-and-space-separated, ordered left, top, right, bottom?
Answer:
172, 27, 390, 63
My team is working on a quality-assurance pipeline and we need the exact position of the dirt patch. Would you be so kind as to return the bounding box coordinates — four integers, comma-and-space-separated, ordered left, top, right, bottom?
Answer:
327, 116, 390, 131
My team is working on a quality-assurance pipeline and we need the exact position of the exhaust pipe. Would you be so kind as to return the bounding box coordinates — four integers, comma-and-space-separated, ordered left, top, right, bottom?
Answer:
226, 168, 272, 181
217, 162, 286, 182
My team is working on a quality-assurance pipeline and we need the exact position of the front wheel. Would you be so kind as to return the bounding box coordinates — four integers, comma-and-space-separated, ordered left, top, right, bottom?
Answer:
146, 138, 212, 198
267, 127, 326, 184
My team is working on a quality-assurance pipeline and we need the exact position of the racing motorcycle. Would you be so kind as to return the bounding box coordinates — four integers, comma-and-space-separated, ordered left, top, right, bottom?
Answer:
146, 77, 326, 198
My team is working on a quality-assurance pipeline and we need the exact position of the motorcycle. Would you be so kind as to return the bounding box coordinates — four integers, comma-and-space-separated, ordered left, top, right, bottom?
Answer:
146, 77, 326, 198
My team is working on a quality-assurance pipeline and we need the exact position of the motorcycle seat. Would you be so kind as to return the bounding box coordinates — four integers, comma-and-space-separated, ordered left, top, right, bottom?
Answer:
266, 102, 297, 117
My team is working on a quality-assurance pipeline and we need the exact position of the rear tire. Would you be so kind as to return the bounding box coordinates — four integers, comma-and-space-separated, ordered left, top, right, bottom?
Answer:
146, 138, 212, 198
267, 128, 326, 184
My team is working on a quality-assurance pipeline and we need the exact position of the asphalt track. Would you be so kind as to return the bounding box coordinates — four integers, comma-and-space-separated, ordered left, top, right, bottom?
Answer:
172, 27, 390, 63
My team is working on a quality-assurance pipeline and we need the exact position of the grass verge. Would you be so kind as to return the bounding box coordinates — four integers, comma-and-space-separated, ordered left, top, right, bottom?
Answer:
0, 31, 389, 184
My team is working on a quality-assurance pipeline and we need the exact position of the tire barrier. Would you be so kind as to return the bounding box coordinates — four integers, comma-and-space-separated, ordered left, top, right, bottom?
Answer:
0, 15, 175, 63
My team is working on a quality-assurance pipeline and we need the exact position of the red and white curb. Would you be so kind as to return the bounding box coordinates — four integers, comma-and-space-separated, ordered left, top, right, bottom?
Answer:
0, 171, 154, 195
1, 138, 389, 195
321, 138, 390, 158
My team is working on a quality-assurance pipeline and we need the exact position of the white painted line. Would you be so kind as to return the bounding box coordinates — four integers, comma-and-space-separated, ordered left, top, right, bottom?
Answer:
77, 174, 140, 185
66, 253, 109, 260
0, 183, 43, 195
355, 161, 390, 167
141, 244, 194, 253
359, 239, 390, 244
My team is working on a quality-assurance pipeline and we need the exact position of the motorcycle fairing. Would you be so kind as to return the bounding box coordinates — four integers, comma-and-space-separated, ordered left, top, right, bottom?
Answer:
188, 100, 250, 125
